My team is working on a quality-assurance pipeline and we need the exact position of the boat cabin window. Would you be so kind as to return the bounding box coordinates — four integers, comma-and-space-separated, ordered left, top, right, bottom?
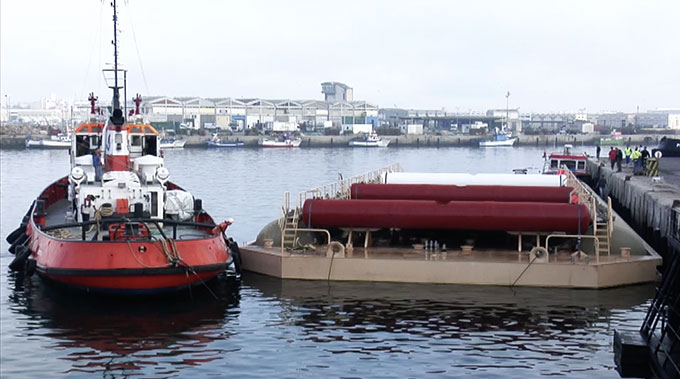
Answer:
143, 135, 158, 156
550, 160, 559, 169
129, 134, 143, 156
563, 160, 576, 170
577, 161, 585, 170
75, 135, 100, 157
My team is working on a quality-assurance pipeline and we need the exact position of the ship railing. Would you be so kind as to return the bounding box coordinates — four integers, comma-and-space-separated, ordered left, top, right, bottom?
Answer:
279, 191, 333, 254
279, 191, 291, 232
545, 234, 601, 263
296, 163, 403, 209
562, 167, 612, 257
40, 217, 218, 241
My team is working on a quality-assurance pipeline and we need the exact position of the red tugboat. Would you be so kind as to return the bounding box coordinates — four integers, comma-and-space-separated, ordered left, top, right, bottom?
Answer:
6, 1, 239, 294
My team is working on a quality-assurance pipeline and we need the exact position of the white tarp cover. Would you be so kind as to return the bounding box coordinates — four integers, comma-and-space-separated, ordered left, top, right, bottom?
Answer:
385, 172, 565, 187
165, 190, 194, 221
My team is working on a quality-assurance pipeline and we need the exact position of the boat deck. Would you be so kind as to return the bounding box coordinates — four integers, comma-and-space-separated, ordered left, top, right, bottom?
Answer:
43, 199, 211, 241
240, 244, 660, 288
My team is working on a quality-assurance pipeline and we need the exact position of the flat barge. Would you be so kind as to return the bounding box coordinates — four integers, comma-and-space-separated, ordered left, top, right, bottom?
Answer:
241, 164, 661, 288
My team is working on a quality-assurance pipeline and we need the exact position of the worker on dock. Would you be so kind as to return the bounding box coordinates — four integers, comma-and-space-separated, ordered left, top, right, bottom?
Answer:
609, 147, 617, 169
625, 146, 632, 166
632, 147, 643, 175
641, 146, 650, 170
616, 147, 623, 172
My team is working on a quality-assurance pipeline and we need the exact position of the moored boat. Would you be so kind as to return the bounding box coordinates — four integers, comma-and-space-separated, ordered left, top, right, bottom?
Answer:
206, 134, 244, 148
258, 134, 301, 148
348, 132, 390, 147
160, 138, 186, 149
652, 136, 680, 158
5, 1, 239, 294
240, 164, 660, 288
479, 131, 517, 147
25, 133, 72, 149
542, 144, 589, 177
597, 130, 625, 146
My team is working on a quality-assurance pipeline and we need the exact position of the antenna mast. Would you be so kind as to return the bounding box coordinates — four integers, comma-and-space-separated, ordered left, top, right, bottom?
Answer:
112, 0, 120, 111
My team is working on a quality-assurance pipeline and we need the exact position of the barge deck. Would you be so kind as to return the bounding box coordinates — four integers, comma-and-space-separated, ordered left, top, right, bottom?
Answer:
242, 164, 661, 288
240, 244, 659, 288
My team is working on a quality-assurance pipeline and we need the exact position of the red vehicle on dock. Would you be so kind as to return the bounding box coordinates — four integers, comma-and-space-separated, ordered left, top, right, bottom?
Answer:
6, 1, 239, 294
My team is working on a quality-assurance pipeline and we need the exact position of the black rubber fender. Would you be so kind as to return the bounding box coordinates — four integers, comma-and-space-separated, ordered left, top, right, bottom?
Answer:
6, 204, 34, 244
25, 259, 37, 277
9, 234, 29, 255
9, 246, 32, 271
228, 238, 242, 276
6, 224, 26, 245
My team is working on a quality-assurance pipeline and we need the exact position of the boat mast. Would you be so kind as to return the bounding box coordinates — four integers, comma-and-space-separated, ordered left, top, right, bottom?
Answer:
110, 0, 124, 126
104, 0, 131, 171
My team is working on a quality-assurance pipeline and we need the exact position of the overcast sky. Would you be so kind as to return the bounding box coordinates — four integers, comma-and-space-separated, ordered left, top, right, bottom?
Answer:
1, 0, 678, 113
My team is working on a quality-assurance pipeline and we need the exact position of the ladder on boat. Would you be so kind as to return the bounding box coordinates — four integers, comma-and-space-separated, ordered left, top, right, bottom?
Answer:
280, 192, 300, 250
563, 169, 612, 258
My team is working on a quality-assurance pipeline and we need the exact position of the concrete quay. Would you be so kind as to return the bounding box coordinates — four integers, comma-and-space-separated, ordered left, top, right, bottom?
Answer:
183, 133, 673, 148
1, 124, 676, 148
587, 157, 680, 259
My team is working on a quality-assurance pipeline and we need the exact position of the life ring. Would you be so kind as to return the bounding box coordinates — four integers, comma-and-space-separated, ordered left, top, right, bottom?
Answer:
328, 241, 345, 257
530, 246, 549, 261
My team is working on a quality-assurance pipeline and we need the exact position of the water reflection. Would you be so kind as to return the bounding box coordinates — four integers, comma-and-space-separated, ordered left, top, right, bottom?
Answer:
6, 272, 240, 377
245, 274, 652, 376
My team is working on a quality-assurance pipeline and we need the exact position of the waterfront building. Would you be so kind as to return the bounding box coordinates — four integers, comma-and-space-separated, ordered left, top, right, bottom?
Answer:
596, 112, 628, 129
485, 109, 522, 132
378, 108, 496, 133
321, 82, 353, 103
141, 95, 378, 132
522, 113, 574, 133
669, 114, 680, 130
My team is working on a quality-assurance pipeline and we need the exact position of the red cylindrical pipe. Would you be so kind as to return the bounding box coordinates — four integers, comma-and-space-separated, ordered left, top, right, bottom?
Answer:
302, 199, 591, 233
350, 183, 573, 203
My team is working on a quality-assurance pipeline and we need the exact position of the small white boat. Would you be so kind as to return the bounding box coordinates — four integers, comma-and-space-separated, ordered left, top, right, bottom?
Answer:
206, 134, 244, 148
25, 134, 72, 149
349, 132, 390, 147
159, 138, 186, 149
259, 135, 301, 148
479, 130, 517, 147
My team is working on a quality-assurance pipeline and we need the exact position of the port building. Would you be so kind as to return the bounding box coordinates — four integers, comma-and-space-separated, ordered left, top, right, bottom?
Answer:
140, 82, 378, 132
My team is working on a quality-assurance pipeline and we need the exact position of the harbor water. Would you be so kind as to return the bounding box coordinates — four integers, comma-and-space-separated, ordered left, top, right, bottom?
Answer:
0, 146, 654, 378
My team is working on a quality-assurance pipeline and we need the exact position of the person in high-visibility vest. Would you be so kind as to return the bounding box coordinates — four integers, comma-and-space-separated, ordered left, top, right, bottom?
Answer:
624, 146, 632, 165
632, 147, 643, 174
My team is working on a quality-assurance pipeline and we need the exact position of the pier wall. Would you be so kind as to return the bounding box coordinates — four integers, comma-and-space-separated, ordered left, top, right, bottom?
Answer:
587, 157, 680, 259
187, 133, 673, 148
2, 127, 675, 149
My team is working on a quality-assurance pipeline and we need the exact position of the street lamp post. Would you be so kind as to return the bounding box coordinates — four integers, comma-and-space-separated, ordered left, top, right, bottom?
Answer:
505, 91, 511, 132
4, 95, 9, 125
